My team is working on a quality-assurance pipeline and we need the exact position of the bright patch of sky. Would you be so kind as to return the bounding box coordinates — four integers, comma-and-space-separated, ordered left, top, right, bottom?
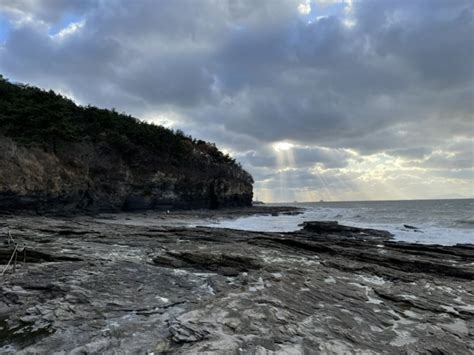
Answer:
314, 1, 347, 16
48, 13, 83, 37
0, 15, 10, 43
302, 0, 348, 22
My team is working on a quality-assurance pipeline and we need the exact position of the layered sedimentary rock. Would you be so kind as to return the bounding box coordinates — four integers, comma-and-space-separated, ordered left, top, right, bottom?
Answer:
0, 136, 252, 212
0, 211, 472, 354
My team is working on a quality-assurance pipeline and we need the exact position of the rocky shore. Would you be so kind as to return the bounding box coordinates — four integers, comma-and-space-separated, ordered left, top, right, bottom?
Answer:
0, 207, 473, 354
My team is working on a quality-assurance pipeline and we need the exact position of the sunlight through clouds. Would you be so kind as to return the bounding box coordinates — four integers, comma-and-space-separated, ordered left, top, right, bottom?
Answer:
273, 141, 294, 152
297, 1, 311, 16
0, 0, 471, 202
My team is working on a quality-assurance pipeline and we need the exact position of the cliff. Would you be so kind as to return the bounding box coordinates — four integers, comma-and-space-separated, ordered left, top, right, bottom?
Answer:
0, 75, 253, 213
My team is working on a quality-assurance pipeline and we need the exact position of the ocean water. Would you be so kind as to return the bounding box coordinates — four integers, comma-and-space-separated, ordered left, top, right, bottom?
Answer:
207, 199, 474, 246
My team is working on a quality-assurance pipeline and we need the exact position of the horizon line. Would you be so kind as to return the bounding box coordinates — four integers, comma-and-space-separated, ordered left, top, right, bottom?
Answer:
260, 197, 474, 204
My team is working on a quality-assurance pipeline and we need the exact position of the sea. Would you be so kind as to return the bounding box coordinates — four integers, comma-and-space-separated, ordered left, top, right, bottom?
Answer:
207, 199, 474, 246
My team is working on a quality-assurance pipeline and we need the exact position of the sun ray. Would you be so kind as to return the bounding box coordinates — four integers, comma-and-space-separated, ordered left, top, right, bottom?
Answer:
273, 141, 297, 202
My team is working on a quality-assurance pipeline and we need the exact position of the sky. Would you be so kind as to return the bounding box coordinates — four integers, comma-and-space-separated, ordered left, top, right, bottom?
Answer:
0, 0, 472, 202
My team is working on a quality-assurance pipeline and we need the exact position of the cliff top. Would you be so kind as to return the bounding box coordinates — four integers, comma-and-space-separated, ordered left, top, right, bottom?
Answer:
0, 74, 252, 183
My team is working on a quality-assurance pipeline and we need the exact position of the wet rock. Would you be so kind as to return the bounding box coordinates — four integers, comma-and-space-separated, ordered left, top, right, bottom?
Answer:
0, 213, 472, 354
301, 221, 392, 239
169, 321, 211, 343
153, 251, 262, 275
0, 247, 82, 264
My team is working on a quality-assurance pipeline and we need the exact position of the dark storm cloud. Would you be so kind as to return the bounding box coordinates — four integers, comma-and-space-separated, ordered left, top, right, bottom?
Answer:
0, 0, 472, 200
356, 0, 474, 89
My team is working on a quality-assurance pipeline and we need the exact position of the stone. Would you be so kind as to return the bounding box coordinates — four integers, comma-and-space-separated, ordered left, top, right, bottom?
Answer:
0, 208, 472, 354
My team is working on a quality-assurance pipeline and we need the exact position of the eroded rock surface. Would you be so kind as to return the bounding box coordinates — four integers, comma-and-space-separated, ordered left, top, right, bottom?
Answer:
0, 213, 472, 354
0, 135, 253, 213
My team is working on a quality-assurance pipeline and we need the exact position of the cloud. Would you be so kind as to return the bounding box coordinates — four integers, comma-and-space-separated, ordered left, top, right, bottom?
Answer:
0, 0, 472, 201
0, 0, 95, 24
386, 147, 432, 160
415, 151, 473, 170
297, 1, 311, 15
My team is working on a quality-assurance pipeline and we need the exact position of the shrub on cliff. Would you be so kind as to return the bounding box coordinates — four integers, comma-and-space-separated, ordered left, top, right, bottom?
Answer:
0, 75, 253, 184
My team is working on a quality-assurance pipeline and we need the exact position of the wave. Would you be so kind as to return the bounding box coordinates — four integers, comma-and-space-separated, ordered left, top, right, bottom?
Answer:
454, 218, 474, 227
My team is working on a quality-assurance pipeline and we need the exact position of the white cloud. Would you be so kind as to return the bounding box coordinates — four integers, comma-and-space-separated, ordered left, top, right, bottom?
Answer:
297, 1, 311, 15
52, 20, 84, 40
273, 141, 295, 152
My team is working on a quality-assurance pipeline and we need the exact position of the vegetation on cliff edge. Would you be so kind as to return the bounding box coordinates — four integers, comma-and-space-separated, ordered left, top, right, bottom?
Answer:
0, 75, 252, 182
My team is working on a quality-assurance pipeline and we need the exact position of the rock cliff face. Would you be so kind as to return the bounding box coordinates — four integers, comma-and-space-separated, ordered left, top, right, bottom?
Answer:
0, 77, 253, 213
0, 136, 253, 213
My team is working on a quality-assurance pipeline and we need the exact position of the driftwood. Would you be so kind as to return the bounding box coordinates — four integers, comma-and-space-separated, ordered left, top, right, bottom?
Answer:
1, 243, 18, 275
1, 228, 20, 275
1, 227, 81, 272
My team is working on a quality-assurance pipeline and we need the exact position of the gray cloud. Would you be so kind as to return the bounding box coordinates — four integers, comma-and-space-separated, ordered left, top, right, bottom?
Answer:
416, 151, 473, 170
0, 0, 95, 24
387, 147, 432, 160
0, 0, 472, 201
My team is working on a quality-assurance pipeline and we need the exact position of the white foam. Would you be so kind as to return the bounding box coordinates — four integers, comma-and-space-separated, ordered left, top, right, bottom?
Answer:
249, 277, 265, 292
204, 201, 474, 246
324, 276, 336, 284
358, 275, 386, 286
348, 282, 383, 304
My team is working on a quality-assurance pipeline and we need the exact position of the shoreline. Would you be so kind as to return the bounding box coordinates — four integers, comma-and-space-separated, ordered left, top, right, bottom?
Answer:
208, 202, 474, 247
0, 208, 473, 353
0, 204, 302, 220
94, 205, 304, 230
